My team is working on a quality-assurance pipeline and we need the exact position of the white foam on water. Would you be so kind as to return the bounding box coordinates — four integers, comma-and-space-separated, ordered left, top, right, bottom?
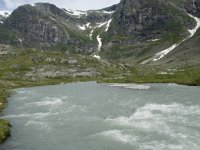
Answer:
106, 103, 200, 137
24, 96, 65, 109
109, 84, 151, 90
32, 112, 58, 119
17, 90, 33, 95
15, 97, 28, 100
2, 113, 31, 119
167, 83, 179, 87
36, 99, 63, 106
68, 104, 87, 112
107, 103, 200, 123
140, 103, 200, 115
106, 116, 169, 132
25, 120, 50, 130
141, 142, 184, 150
3, 112, 58, 119
100, 130, 136, 144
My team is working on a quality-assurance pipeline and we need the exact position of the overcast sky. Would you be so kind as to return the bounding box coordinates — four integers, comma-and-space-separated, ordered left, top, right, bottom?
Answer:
0, 0, 120, 10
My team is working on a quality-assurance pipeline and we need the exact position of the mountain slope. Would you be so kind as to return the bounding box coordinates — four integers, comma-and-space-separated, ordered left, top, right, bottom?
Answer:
0, 3, 115, 54
101, 0, 200, 63
156, 28, 200, 66
0, 0, 200, 66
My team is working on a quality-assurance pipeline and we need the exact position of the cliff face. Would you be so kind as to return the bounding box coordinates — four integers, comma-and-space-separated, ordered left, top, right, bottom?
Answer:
0, 3, 115, 54
101, 0, 200, 62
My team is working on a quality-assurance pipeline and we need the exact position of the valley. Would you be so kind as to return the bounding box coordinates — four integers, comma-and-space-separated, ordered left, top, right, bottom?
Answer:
0, 0, 200, 145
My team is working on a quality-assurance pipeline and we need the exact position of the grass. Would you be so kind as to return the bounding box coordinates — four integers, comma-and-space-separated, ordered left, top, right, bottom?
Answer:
100, 64, 200, 86
0, 119, 11, 143
0, 87, 11, 143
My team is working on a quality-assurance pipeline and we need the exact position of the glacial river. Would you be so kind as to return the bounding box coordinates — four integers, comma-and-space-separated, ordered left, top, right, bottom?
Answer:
0, 82, 200, 150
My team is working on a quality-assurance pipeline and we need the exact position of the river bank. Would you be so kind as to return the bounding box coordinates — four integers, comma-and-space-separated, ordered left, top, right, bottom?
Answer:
0, 48, 200, 143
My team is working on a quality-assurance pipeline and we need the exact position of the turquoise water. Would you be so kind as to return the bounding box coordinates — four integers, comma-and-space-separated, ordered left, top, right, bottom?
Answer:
0, 82, 200, 150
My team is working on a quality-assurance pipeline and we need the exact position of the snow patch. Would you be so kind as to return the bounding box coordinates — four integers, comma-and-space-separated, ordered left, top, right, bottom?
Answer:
25, 121, 50, 130
64, 9, 87, 18
97, 19, 112, 32
188, 14, 200, 38
97, 35, 102, 51
89, 29, 94, 40
153, 44, 178, 61
30, 3, 36, 7
92, 55, 101, 59
105, 19, 112, 31
77, 25, 86, 30
102, 11, 115, 14
86, 23, 91, 28
142, 13, 200, 64
97, 21, 108, 28
77, 23, 91, 30
19, 38, 23, 42
149, 39, 160, 42
0, 21, 3, 24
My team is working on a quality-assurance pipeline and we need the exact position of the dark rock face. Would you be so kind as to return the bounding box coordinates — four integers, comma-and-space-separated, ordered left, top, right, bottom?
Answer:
0, 3, 113, 53
2, 4, 87, 52
100, 0, 200, 62
115, 1, 171, 34
108, 0, 197, 42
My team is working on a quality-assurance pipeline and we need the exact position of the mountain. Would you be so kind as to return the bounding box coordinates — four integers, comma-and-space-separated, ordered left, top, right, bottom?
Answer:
101, 0, 200, 64
0, 3, 115, 54
0, 0, 200, 66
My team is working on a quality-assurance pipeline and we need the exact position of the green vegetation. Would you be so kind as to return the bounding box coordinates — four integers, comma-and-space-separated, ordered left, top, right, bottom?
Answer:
0, 83, 11, 143
101, 64, 200, 86
0, 119, 11, 143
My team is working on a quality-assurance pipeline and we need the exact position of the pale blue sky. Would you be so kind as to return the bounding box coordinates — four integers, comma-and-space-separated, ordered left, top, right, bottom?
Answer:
0, 0, 120, 10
